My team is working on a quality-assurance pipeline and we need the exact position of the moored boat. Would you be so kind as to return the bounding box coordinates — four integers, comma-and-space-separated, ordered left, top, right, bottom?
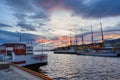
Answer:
0, 43, 48, 71
76, 47, 120, 57
77, 22, 120, 57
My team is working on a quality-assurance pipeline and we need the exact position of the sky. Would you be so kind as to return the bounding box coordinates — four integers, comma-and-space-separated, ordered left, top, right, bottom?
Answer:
0, 0, 120, 49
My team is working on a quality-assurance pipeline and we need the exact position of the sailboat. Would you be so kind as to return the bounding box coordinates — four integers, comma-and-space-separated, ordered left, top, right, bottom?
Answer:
77, 23, 120, 57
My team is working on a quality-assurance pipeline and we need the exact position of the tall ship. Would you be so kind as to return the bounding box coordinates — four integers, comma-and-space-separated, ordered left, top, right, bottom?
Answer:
54, 22, 120, 57
77, 23, 120, 57
76, 43, 120, 57
0, 43, 48, 70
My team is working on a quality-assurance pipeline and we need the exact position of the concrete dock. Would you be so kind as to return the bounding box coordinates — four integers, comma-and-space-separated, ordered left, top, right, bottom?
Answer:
0, 62, 52, 80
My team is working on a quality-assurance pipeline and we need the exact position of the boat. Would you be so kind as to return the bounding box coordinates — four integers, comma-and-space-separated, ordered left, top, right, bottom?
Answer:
77, 23, 120, 57
77, 47, 120, 57
0, 43, 48, 71
54, 22, 120, 57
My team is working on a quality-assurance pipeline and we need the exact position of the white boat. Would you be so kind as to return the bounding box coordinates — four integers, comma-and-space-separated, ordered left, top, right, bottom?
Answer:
0, 43, 48, 70
77, 48, 120, 57
77, 23, 120, 57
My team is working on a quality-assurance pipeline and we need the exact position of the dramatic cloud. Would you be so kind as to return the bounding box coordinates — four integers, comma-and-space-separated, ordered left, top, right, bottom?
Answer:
17, 21, 36, 31
34, 0, 64, 11
5, 0, 34, 12
29, 10, 49, 20
5, 0, 120, 21
62, 0, 120, 18
86, 0, 120, 18
4, 0, 120, 31
31, 0, 120, 18
0, 30, 22, 43
0, 30, 42, 43
5, 0, 49, 31
14, 13, 27, 21
5, 0, 49, 19
1, 0, 120, 48
0, 23, 12, 27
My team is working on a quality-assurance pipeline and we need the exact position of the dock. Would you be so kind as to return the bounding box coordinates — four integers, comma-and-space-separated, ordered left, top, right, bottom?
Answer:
0, 62, 52, 80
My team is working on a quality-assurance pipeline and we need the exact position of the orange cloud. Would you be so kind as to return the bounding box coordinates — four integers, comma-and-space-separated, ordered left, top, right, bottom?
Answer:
36, 0, 69, 13
51, 36, 72, 47
104, 34, 120, 39
35, 36, 73, 47
49, 6, 69, 12
35, 38, 50, 43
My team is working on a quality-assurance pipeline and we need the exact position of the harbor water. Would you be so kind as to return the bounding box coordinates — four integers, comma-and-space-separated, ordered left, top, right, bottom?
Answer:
37, 51, 120, 80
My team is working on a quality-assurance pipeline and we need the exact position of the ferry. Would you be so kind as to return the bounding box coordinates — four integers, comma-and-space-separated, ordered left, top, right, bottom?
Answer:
0, 43, 48, 71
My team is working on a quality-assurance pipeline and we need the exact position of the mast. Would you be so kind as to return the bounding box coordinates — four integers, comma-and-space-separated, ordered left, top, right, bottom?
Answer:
75, 33, 77, 46
100, 22, 104, 47
41, 42, 43, 54
41, 39, 44, 54
81, 29, 84, 45
91, 25, 94, 44
69, 29, 72, 46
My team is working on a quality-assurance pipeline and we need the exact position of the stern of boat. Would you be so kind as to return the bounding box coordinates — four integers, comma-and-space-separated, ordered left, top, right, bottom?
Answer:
24, 54, 48, 71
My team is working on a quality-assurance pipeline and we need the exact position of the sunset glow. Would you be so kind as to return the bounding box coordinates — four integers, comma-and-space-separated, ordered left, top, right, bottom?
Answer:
0, 0, 120, 49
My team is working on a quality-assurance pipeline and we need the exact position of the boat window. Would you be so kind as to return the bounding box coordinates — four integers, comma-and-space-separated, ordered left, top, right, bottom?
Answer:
15, 45, 25, 49
7, 52, 12, 56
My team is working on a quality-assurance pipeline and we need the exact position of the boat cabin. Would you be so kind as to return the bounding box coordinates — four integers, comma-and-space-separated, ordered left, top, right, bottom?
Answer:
0, 43, 26, 55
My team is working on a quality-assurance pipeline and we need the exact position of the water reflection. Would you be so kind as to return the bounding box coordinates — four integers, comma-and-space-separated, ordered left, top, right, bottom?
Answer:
38, 51, 120, 80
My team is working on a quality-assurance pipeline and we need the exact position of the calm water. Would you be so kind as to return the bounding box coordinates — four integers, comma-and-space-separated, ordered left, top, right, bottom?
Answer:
38, 51, 120, 80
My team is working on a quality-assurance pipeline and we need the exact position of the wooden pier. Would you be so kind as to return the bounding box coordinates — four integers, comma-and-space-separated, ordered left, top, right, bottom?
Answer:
0, 62, 52, 80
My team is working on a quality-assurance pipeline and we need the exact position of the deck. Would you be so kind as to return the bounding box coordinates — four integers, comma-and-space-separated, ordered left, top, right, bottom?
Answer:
0, 62, 52, 80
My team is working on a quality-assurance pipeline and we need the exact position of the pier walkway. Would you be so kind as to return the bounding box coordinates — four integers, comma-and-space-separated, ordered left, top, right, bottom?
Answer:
0, 62, 52, 80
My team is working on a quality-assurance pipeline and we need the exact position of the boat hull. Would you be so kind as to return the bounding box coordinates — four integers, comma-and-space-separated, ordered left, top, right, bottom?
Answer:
0, 54, 48, 69
23, 62, 48, 72
77, 52, 120, 57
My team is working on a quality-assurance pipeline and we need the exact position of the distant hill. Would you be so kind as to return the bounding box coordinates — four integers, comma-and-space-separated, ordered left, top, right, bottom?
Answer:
105, 38, 120, 48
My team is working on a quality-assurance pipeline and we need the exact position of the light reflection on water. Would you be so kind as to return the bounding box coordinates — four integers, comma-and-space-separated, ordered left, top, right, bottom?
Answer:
37, 51, 120, 80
